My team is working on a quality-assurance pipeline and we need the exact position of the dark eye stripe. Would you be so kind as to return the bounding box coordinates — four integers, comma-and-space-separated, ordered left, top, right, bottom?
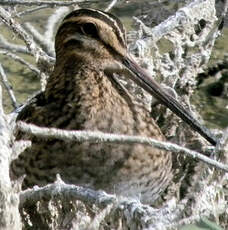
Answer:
63, 8, 126, 49
57, 21, 80, 37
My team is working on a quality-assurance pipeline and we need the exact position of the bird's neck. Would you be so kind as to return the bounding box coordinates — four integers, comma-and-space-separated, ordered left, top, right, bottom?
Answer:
45, 55, 125, 109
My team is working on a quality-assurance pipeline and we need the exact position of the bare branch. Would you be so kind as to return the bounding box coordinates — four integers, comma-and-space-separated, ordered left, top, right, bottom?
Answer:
16, 5, 49, 17
20, 175, 116, 209
105, 0, 118, 12
17, 122, 228, 172
45, 7, 70, 43
23, 22, 55, 57
133, 0, 218, 43
0, 50, 40, 76
0, 85, 21, 229
0, 63, 18, 109
0, 0, 88, 7
0, 6, 49, 27
0, 6, 53, 64
0, 35, 28, 54
22, 7, 70, 57
19, 176, 183, 229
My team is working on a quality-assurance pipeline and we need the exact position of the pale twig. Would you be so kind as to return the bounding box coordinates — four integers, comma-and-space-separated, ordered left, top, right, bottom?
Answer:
17, 122, 228, 172
0, 35, 28, 54
213, 127, 228, 158
0, 6, 52, 64
105, 0, 118, 12
23, 7, 70, 57
0, 63, 18, 109
0, 6, 48, 26
20, 175, 116, 209
16, 5, 49, 17
23, 22, 55, 57
0, 51, 40, 76
0, 0, 88, 6
133, 0, 217, 43
166, 214, 202, 230
45, 7, 70, 43
222, 0, 228, 19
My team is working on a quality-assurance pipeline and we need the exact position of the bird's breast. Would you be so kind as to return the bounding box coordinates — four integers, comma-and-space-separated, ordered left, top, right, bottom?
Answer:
12, 66, 172, 204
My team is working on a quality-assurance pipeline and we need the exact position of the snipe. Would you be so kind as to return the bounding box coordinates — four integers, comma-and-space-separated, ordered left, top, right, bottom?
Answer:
11, 9, 217, 204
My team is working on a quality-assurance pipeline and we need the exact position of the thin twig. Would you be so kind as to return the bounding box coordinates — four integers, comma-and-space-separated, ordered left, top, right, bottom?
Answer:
45, 7, 70, 43
22, 7, 70, 57
23, 22, 54, 57
0, 6, 48, 26
105, 0, 118, 12
0, 51, 40, 76
0, 6, 53, 63
16, 5, 49, 16
0, 35, 28, 54
17, 122, 228, 172
0, 0, 88, 6
0, 63, 18, 109
166, 214, 202, 230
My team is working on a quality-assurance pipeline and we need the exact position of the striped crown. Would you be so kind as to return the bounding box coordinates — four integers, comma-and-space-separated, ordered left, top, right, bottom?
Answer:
55, 8, 127, 58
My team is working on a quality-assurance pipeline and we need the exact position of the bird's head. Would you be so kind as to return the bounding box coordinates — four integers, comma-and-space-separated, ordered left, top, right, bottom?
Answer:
55, 8, 127, 66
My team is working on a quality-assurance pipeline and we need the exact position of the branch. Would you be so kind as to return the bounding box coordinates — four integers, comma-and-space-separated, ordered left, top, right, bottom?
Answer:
0, 35, 28, 54
105, 0, 118, 12
19, 176, 182, 229
0, 6, 49, 27
23, 7, 70, 57
0, 7, 53, 64
134, 0, 218, 43
20, 175, 116, 209
16, 5, 49, 16
44, 7, 70, 43
23, 22, 55, 57
0, 0, 89, 6
17, 122, 228, 172
0, 85, 21, 229
0, 50, 40, 76
0, 63, 18, 109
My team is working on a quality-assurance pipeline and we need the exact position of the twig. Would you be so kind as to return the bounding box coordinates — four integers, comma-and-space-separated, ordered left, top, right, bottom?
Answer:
22, 7, 70, 57
20, 175, 116, 209
17, 122, 228, 172
222, 0, 228, 19
213, 127, 228, 158
133, 0, 217, 43
166, 214, 202, 230
0, 35, 28, 54
0, 51, 40, 76
45, 7, 70, 42
16, 5, 49, 17
0, 6, 48, 26
0, 6, 52, 64
105, 0, 118, 12
23, 22, 55, 57
0, 63, 18, 109
0, 0, 88, 7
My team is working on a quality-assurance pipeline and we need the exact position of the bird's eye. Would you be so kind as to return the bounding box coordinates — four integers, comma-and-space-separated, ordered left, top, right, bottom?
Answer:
81, 23, 98, 38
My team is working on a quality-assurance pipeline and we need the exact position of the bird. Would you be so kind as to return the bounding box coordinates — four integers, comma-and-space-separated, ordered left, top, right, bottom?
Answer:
11, 8, 217, 204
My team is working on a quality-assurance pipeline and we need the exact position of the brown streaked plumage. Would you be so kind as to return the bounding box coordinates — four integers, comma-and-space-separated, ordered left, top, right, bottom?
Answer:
11, 8, 216, 204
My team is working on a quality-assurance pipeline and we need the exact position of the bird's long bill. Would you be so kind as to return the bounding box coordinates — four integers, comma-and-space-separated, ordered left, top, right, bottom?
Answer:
122, 55, 217, 146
